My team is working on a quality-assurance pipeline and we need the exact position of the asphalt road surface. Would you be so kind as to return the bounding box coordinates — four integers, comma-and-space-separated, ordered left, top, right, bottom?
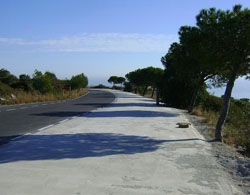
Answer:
0, 89, 115, 144
0, 89, 244, 195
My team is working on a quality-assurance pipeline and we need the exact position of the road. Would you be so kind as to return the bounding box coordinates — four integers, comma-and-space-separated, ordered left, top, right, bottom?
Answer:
0, 89, 115, 144
0, 89, 244, 195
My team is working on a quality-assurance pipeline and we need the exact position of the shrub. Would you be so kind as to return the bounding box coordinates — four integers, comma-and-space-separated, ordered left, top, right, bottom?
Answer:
196, 95, 250, 154
0, 81, 14, 96
201, 95, 223, 112
70, 73, 88, 89
91, 84, 110, 89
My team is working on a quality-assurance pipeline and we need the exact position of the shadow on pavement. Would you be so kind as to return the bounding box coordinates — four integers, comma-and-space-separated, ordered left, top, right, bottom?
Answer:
31, 110, 179, 118
114, 96, 142, 98
0, 133, 200, 164
74, 103, 158, 108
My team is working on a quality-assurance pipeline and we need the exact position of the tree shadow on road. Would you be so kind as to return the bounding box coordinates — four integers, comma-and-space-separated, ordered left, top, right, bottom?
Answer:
31, 110, 179, 118
85, 110, 178, 118
0, 133, 201, 164
74, 103, 158, 108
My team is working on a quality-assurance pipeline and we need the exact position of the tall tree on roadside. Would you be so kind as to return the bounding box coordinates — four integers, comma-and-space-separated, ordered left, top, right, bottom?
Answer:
126, 67, 164, 96
178, 26, 225, 113
125, 70, 143, 93
161, 42, 208, 108
108, 76, 118, 87
149, 67, 164, 97
196, 5, 250, 141
117, 77, 125, 86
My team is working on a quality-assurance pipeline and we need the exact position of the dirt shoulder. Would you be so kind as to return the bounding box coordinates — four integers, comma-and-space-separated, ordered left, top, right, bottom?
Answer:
186, 113, 250, 194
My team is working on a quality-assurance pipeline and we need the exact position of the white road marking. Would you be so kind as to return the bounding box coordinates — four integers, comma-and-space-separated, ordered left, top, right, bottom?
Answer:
59, 119, 69, 123
6, 109, 16, 112
190, 126, 204, 140
20, 107, 28, 109
10, 133, 31, 141
37, 124, 54, 131
42, 104, 47, 106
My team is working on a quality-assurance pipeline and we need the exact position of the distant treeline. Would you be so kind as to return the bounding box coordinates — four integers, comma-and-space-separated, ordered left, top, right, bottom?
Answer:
0, 68, 88, 95
107, 67, 163, 97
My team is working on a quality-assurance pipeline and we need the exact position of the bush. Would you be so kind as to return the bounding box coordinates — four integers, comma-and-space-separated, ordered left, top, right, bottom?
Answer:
124, 82, 133, 92
201, 95, 223, 112
91, 84, 110, 89
112, 86, 123, 90
159, 73, 208, 109
197, 95, 250, 154
70, 73, 88, 89
0, 81, 13, 96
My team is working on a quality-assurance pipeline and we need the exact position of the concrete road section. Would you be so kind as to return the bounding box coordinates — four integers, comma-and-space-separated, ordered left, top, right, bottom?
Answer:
0, 89, 115, 144
0, 89, 244, 195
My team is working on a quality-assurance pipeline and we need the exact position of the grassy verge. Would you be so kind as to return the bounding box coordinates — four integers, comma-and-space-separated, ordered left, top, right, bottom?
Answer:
192, 101, 250, 156
0, 88, 88, 105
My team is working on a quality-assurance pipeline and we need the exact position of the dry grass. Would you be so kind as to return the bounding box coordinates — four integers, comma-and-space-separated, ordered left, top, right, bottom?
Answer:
192, 107, 219, 125
1, 88, 88, 105
192, 106, 248, 147
192, 106, 220, 139
143, 90, 157, 99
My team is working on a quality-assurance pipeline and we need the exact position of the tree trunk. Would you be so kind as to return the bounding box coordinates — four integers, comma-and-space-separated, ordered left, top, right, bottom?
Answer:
143, 86, 148, 96
215, 65, 239, 141
188, 81, 202, 113
156, 88, 160, 105
151, 88, 155, 98
188, 74, 215, 113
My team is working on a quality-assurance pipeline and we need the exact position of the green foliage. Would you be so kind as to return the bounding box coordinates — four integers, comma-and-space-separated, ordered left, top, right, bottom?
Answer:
124, 81, 133, 92
201, 95, 223, 112
108, 76, 125, 86
91, 84, 110, 89
0, 68, 88, 96
0, 81, 13, 96
32, 70, 53, 94
108, 76, 118, 86
160, 42, 208, 108
117, 77, 125, 85
197, 95, 250, 153
125, 66, 163, 95
17, 74, 33, 91
112, 86, 123, 90
194, 5, 250, 140
159, 70, 208, 108
70, 73, 88, 90
0, 69, 18, 88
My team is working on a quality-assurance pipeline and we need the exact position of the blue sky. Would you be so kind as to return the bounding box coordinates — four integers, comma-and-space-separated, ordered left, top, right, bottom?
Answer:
0, 0, 250, 98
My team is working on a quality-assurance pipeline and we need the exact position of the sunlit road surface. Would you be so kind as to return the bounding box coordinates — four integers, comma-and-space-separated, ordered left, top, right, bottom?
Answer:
0, 89, 243, 195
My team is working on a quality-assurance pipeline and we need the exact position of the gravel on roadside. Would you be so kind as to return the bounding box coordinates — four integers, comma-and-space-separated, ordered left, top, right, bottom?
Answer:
186, 113, 250, 194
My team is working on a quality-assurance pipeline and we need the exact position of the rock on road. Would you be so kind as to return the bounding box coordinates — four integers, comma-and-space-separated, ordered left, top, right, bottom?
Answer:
0, 89, 244, 195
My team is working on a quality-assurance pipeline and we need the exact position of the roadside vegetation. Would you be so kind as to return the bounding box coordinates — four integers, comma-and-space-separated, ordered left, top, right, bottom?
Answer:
114, 5, 250, 155
125, 66, 164, 97
159, 4, 250, 153
0, 69, 88, 105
